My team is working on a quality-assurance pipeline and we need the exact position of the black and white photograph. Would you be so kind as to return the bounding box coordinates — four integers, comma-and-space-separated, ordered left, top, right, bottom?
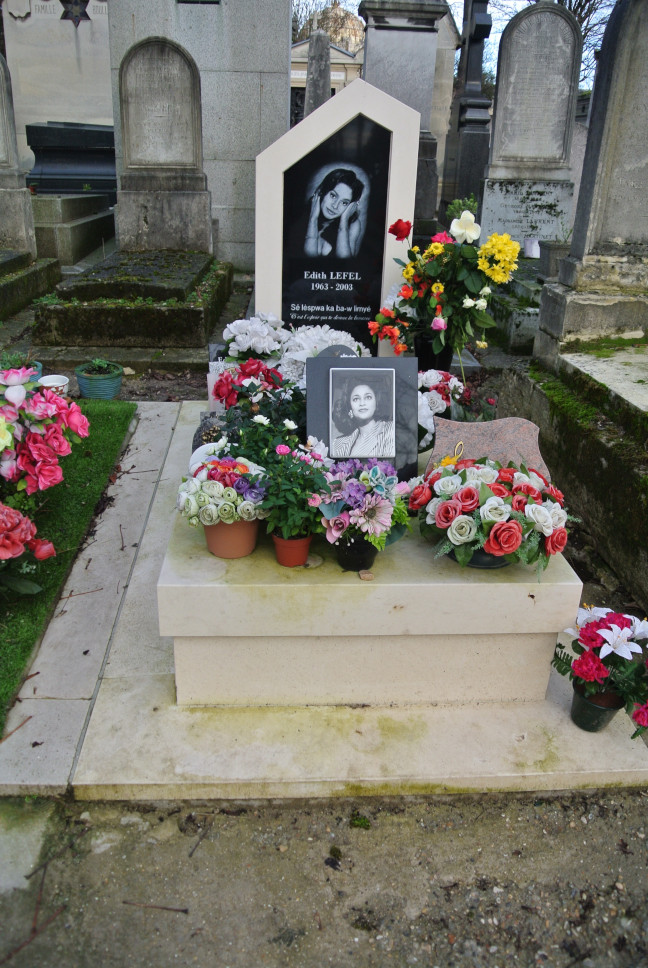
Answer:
305, 356, 419, 479
281, 115, 390, 343
329, 367, 395, 459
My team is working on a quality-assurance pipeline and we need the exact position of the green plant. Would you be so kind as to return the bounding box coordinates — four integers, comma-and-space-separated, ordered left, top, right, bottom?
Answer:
82, 184, 92, 192
78, 358, 121, 375
446, 194, 478, 223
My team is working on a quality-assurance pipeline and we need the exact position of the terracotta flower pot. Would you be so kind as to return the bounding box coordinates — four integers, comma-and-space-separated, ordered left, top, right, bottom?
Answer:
203, 519, 259, 559
272, 533, 312, 567
570, 681, 624, 733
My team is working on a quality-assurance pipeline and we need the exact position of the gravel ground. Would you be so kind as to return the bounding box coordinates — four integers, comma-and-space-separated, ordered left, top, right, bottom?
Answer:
2, 792, 648, 967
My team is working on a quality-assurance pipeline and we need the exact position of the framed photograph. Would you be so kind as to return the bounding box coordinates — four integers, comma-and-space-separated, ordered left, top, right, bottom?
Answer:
306, 356, 419, 479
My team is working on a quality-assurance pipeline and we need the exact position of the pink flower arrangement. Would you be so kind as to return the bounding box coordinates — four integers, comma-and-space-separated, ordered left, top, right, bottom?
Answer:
0, 367, 89, 496
0, 501, 56, 595
553, 606, 648, 739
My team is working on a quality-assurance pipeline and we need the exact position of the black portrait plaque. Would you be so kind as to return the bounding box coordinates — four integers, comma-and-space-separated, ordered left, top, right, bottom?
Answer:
282, 115, 390, 348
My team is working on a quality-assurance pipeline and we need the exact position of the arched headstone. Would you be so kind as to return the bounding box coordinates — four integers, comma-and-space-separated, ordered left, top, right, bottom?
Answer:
116, 37, 212, 252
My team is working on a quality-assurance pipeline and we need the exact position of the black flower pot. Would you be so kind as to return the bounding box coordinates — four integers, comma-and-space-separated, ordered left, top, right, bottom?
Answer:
447, 547, 510, 569
336, 536, 378, 571
570, 681, 624, 732
414, 337, 454, 373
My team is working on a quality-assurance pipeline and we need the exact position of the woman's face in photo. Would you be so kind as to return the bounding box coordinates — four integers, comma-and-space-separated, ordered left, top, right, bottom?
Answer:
350, 384, 376, 422
321, 182, 354, 220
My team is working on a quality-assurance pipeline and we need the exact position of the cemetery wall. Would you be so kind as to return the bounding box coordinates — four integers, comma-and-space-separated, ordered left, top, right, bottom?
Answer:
109, 0, 291, 269
1, 1, 112, 171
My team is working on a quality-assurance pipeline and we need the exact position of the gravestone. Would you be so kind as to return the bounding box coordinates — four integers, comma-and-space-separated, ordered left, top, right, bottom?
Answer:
440, 0, 492, 220
304, 28, 331, 117
0, 54, 36, 256
116, 38, 212, 253
534, 0, 648, 364
359, 0, 450, 235
480, 2, 581, 244
255, 79, 419, 348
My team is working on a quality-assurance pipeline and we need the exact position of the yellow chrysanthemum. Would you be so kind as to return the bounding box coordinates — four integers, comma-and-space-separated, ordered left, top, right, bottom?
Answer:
402, 262, 416, 282
411, 245, 420, 253
423, 242, 445, 260
431, 282, 444, 295
477, 232, 520, 284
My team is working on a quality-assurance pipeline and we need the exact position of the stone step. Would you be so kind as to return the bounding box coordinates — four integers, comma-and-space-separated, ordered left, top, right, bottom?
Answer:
0, 258, 61, 319
0, 248, 32, 279
34, 210, 115, 266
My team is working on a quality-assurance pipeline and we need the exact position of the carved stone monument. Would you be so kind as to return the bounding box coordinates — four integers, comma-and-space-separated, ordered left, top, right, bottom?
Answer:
0, 54, 36, 257
359, 0, 450, 235
115, 38, 212, 253
534, 0, 648, 363
480, 2, 582, 243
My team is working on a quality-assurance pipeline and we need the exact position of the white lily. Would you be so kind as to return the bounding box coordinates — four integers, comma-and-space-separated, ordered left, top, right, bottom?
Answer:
631, 617, 648, 639
598, 625, 643, 661
450, 210, 481, 244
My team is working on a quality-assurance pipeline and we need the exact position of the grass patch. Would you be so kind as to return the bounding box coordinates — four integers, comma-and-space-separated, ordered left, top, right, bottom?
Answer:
0, 399, 137, 734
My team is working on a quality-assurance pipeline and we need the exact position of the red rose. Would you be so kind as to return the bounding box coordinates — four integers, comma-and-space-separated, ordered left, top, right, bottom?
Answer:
511, 493, 528, 513
544, 484, 564, 505
212, 373, 238, 409
632, 703, 648, 728
483, 520, 523, 556
545, 527, 567, 555
496, 467, 516, 484
456, 484, 480, 513
409, 483, 432, 511
35, 461, 63, 492
237, 359, 266, 379
435, 499, 463, 529
512, 482, 543, 503
425, 470, 442, 488
389, 219, 412, 241
28, 537, 56, 560
454, 458, 477, 471
487, 482, 509, 498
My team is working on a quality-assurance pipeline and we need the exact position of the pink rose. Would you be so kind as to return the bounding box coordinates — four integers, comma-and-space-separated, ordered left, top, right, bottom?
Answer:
308, 494, 322, 507
44, 424, 72, 456
35, 460, 63, 491
25, 432, 57, 464
431, 317, 447, 331
456, 484, 480, 513
430, 231, 454, 244
632, 703, 648, 728
275, 444, 291, 455
323, 512, 350, 544
64, 402, 89, 437
435, 499, 463, 529
28, 537, 56, 560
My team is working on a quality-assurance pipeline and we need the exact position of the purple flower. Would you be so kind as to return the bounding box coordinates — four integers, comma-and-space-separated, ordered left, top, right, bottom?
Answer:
342, 479, 367, 508
233, 477, 250, 495
245, 483, 266, 503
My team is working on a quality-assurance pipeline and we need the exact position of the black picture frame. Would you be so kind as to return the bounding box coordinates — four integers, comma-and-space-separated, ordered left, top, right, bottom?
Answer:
306, 356, 419, 480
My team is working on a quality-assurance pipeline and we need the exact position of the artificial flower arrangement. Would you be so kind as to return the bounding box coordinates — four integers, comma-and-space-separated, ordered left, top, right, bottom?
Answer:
369, 213, 520, 379
417, 368, 465, 451
177, 451, 268, 528
410, 454, 571, 576
552, 606, 648, 739
210, 357, 307, 440
312, 458, 412, 551
1, 365, 89, 495
0, 501, 56, 595
235, 416, 330, 539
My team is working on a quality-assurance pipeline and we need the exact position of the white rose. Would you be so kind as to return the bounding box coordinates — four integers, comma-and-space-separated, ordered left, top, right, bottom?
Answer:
194, 490, 210, 508
513, 472, 531, 487
418, 368, 442, 389
528, 471, 547, 490
284, 419, 298, 431
425, 497, 443, 524
201, 480, 225, 499
447, 515, 478, 546
463, 296, 476, 309
237, 500, 258, 521
421, 389, 447, 417
479, 496, 510, 523
183, 494, 199, 518
434, 474, 463, 496
465, 465, 498, 484
198, 504, 221, 526
475, 298, 487, 311
525, 503, 554, 536
480, 286, 491, 296
543, 499, 567, 529
252, 415, 270, 425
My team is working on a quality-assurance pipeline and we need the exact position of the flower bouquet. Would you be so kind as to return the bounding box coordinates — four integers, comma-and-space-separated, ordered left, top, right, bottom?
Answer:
1, 366, 89, 496
411, 456, 571, 576
417, 368, 465, 451
210, 358, 307, 441
0, 501, 56, 595
177, 454, 268, 527
552, 606, 648, 738
369, 213, 520, 380
312, 459, 411, 570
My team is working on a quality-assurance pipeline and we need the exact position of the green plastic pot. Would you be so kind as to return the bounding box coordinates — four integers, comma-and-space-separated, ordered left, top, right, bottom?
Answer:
570, 681, 624, 733
75, 362, 123, 399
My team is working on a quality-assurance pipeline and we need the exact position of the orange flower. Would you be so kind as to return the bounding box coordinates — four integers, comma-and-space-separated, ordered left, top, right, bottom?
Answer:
395, 342, 408, 355
380, 307, 395, 319
399, 284, 414, 299
368, 320, 380, 335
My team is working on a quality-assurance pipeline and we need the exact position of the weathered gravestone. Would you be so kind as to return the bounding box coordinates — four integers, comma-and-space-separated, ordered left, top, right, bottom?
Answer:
0, 54, 36, 256
359, 0, 450, 235
255, 79, 419, 348
480, 1, 582, 244
116, 38, 212, 253
534, 0, 648, 363
304, 28, 332, 118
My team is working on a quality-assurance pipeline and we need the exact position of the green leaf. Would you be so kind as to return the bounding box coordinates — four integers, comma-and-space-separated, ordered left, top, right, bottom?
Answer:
453, 543, 474, 566
0, 575, 42, 595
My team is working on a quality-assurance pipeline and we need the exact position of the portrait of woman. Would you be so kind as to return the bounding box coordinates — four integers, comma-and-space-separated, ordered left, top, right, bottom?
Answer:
303, 166, 369, 258
330, 370, 396, 459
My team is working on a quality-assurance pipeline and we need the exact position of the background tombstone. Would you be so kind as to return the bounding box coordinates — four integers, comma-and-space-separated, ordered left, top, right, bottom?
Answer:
116, 38, 212, 253
255, 79, 419, 348
358, 0, 450, 236
304, 27, 332, 117
440, 0, 492, 221
0, 53, 36, 256
534, 0, 648, 364
480, 1, 582, 245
